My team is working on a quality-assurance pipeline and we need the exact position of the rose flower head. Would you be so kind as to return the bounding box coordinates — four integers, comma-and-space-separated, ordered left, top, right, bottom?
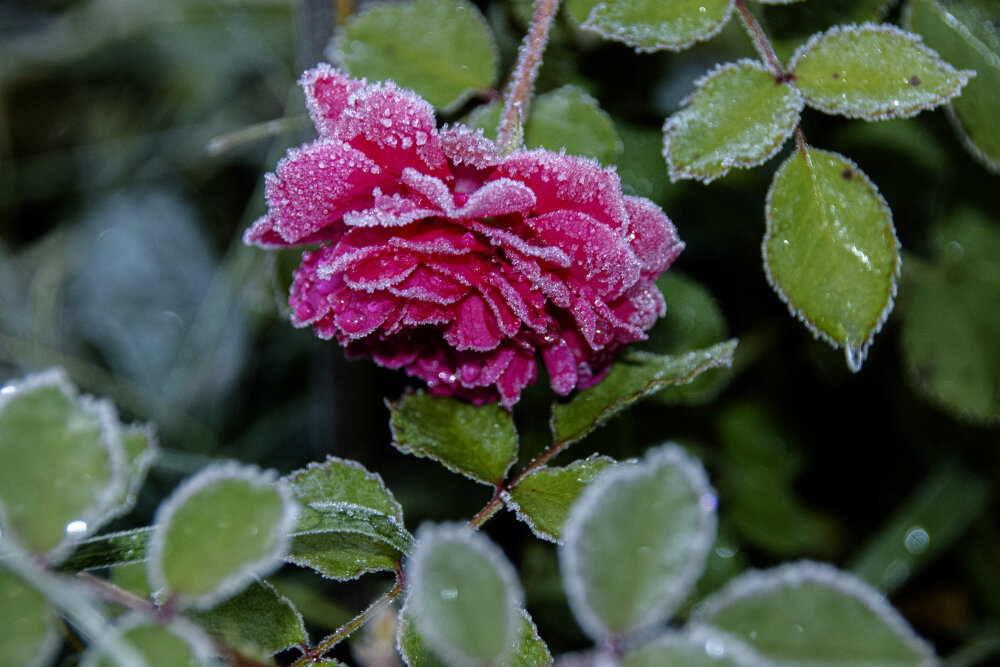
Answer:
245, 65, 683, 408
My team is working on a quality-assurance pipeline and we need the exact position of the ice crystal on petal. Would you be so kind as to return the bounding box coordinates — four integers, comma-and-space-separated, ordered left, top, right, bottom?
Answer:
247, 65, 683, 407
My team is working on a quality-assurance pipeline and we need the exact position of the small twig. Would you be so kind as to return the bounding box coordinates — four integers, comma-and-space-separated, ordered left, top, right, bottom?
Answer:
496, 0, 562, 152
291, 577, 405, 666
467, 484, 505, 529
795, 126, 809, 154
734, 0, 790, 81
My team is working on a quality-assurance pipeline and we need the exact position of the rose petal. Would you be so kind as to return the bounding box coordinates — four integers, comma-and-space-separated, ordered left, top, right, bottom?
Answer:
624, 195, 684, 280
301, 64, 366, 137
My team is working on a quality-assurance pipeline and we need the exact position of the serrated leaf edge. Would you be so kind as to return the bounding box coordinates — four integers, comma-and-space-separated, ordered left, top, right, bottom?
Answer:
560, 444, 718, 640
284, 455, 404, 523
693, 561, 938, 666
405, 523, 524, 666
664, 58, 804, 183
504, 454, 619, 544
550, 340, 738, 446
582, 0, 736, 53
147, 462, 298, 610
788, 22, 975, 120
762, 146, 900, 371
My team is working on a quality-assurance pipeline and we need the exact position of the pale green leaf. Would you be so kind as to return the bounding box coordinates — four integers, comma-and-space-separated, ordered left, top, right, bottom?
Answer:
186, 581, 306, 659
147, 463, 297, 608
389, 392, 518, 486
82, 614, 217, 667
466, 86, 621, 163
696, 562, 937, 666
560, 445, 717, 639
550, 340, 738, 446
763, 146, 899, 372
581, 0, 735, 52
898, 209, 1000, 423
0, 565, 61, 667
506, 455, 616, 543
405, 524, 523, 665
790, 22, 973, 119
622, 626, 767, 667
106, 423, 157, 520
0, 368, 125, 560
333, 0, 497, 110
397, 607, 552, 667
664, 59, 803, 182
905, 0, 1000, 172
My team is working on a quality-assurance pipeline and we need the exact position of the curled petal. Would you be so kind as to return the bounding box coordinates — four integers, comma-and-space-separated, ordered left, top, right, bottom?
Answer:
624, 196, 684, 280
301, 64, 366, 137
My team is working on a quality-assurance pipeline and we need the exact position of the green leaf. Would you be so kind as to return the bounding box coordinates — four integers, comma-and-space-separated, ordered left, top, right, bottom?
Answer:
0, 565, 61, 667
622, 626, 766, 667
664, 59, 803, 183
718, 403, 829, 557
898, 209, 1000, 423
147, 463, 297, 608
560, 444, 718, 639
466, 86, 621, 164
285, 456, 403, 524
0, 368, 126, 560
550, 340, 738, 446
397, 607, 552, 667
905, 0, 1000, 171
790, 22, 973, 120
696, 562, 937, 666
81, 613, 217, 667
389, 392, 518, 486
187, 581, 307, 659
405, 524, 523, 665
763, 146, 899, 372
506, 455, 617, 543
283, 457, 410, 580
640, 271, 733, 405
333, 0, 497, 110
581, 0, 735, 52
60, 527, 152, 572
849, 461, 991, 593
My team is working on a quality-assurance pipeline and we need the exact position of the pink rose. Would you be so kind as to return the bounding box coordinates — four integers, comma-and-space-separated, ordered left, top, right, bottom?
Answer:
245, 64, 683, 408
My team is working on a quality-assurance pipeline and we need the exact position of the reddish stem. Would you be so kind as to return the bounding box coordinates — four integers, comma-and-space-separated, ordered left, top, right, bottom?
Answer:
496, 0, 562, 152
734, 0, 789, 81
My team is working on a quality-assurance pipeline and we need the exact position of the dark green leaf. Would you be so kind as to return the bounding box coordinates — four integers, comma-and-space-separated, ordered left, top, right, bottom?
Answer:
405, 524, 523, 665
898, 209, 1000, 422
289, 532, 401, 582
0, 369, 125, 559
389, 392, 518, 486
59, 527, 152, 573
849, 462, 991, 592
581, 0, 735, 52
906, 0, 1000, 171
507, 455, 616, 543
333, 0, 497, 110
696, 562, 936, 666
296, 502, 413, 554
285, 456, 403, 525
560, 445, 717, 639
790, 23, 973, 120
550, 341, 738, 446
764, 146, 899, 372
147, 464, 297, 608
664, 59, 803, 182
187, 581, 307, 659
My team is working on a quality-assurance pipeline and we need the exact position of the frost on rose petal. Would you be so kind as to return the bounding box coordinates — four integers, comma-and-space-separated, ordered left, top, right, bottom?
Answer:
245, 64, 683, 407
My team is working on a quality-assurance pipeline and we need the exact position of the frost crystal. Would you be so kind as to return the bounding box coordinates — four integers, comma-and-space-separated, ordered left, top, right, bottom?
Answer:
246, 64, 683, 407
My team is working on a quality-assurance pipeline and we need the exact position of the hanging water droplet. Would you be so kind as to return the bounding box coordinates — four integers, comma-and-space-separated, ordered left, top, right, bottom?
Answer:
845, 344, 865, 373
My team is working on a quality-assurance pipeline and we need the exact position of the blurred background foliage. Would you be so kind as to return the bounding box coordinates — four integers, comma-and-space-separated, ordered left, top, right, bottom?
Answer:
1, 0, 999, 663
